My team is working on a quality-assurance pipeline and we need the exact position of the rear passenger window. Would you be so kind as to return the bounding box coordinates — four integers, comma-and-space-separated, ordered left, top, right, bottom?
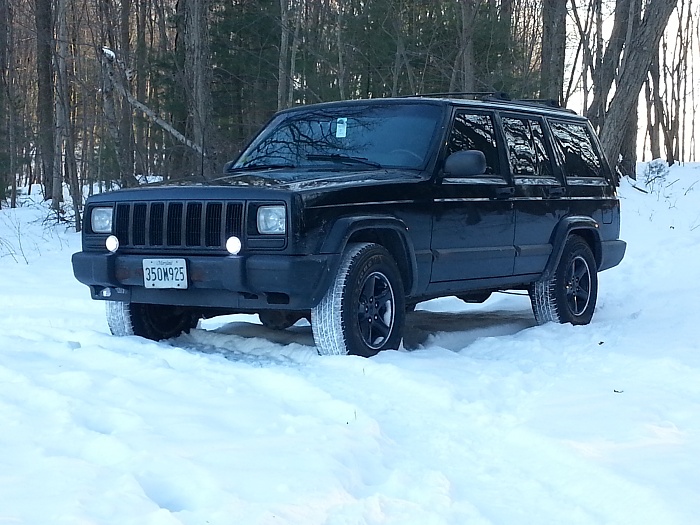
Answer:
530, 121, 553, 178
503, 118, 536, 175
447, 112, 501, 174
549, 121, 603, 179
503, 117, 554, 180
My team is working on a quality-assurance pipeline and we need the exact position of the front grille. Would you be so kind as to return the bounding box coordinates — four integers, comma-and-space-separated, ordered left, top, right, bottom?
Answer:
113, 201, 244, 252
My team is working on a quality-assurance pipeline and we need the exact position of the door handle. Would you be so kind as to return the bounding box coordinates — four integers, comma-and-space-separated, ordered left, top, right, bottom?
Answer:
495, 187, 515, 199
545, 186, 566, 198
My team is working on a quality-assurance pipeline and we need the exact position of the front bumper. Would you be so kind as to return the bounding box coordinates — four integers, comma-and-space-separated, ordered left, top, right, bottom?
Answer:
71, 251, 338, 310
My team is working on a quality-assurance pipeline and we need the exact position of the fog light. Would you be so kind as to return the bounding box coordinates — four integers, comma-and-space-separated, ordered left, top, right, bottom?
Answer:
226, 236, 242, 255
100, 288, 112, 298
106, 235, 119, 253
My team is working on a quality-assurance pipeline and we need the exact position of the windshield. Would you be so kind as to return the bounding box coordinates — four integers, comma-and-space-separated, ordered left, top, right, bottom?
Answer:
232, 103, 442, 173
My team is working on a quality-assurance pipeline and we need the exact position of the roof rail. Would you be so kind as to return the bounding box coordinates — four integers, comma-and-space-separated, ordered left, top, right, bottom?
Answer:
519, 98, 561, 107
403, 91, 511, 101
513, 98, 577, 114
403, 91, 577, 114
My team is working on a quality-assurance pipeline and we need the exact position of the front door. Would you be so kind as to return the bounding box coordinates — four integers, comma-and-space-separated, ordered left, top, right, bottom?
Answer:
430, 110, 515, 283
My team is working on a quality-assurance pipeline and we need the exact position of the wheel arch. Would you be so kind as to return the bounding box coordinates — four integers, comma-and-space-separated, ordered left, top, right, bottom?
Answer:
541, 216, 602, 282
320, 216, 417, 297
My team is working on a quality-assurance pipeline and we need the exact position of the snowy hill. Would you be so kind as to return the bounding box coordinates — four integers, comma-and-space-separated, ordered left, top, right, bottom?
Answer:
1, 162, 699, 524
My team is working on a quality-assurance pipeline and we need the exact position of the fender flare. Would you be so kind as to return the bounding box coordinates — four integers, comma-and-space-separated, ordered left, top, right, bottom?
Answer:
540, 216, 602, 282
319, 215, 419, 297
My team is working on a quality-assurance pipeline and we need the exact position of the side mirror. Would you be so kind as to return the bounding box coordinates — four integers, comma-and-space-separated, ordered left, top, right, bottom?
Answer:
223, 160, 234, 174
443, 150, 487, 178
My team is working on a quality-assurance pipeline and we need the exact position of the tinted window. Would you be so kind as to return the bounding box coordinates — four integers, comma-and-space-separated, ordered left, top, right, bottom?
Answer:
503, 117, 553, 178
550, 121, 602, 178
233, 103, 441, 173
503, 118, 536, 175
447, 112, 500, 174
531, 121, 553, 178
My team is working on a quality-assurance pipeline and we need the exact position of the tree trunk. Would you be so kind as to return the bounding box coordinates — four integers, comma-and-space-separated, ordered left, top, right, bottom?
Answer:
0, 0, 7, 208
452, 1, 476, 93
55, 0, 81, 229
35, 0, 55, 202
119, 0, 134, 179
585, 0, 633, 130
599, 0, 678, 170
135, 0, 148, 176
278, 0, 290, 109
336, 9, 346, 100
619, 101, 638, 179
287, 4, 302, 106
183, 0, 214, 178
540, 0, 567, 103
646, 54, 663, 159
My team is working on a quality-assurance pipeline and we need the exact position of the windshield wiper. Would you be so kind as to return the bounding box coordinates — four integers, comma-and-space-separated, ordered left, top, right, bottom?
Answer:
306, 154, 382, 169
225, 162, 295, 173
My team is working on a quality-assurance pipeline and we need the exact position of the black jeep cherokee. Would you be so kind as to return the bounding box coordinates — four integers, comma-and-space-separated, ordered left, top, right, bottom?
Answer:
73, 96, 626, 356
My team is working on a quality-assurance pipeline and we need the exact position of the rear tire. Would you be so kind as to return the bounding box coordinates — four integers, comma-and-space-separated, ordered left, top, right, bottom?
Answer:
529, 235, 598, 325
311, 243, 405, 357
106, 301, 199, 341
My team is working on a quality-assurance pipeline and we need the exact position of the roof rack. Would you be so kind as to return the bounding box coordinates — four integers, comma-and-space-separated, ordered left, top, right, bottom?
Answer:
403, 91, 511, 101
403, 91, 577, 114
519, 98, 560, 107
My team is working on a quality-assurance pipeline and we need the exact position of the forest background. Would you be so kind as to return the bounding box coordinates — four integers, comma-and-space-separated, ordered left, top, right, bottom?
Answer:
0, 0, 696, 232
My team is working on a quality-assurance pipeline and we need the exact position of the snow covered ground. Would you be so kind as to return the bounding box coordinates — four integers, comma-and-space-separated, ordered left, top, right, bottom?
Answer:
1, 162, 699, 524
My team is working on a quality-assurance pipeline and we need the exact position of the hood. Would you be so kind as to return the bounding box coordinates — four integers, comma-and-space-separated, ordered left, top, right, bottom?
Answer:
84, 168, 429, 204
211, 168, 428, 191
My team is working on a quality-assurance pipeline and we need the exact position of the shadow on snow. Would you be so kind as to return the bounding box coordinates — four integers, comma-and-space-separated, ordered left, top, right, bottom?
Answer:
167, 304, 537, 364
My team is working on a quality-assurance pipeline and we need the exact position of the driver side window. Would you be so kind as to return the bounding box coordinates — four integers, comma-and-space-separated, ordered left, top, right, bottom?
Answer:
446, 112, 500, 175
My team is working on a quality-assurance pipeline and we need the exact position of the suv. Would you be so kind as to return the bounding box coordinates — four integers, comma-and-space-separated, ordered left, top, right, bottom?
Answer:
72, 95, 626, 356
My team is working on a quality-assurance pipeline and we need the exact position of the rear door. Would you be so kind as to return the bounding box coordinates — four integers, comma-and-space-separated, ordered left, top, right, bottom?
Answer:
430, 109, 515, 283
501, 113, 568, 276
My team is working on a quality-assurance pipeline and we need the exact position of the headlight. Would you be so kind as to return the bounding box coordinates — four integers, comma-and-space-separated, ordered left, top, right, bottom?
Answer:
256, 205, 286, 235
91, 207, 113, 233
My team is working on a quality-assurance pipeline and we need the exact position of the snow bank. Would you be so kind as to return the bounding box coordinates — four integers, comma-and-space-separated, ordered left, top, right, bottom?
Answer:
1, 163, 699, 524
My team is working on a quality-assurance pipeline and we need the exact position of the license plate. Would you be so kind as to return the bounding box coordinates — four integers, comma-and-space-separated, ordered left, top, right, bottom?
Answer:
142, 259, 188, 289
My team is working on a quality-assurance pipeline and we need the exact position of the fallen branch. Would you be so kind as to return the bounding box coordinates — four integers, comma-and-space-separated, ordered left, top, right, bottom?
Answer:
101, 47, 204, 156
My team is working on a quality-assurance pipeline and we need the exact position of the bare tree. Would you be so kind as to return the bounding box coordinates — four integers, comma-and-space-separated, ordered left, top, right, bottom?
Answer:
598, 0, 678, 172
54, 0, 81, 229
0, 0, 10, 208
540, 0, 567, 102
35, 0, 56, 205
278, 0, 290, 109
450, 0, 477, 92
645, 1, 697, 164
183, 0, 214, 178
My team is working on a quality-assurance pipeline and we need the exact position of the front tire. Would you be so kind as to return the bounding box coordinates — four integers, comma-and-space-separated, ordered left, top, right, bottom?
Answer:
106, 301, 199, 341
311, 243, 405, 357
529, 235, 598, 325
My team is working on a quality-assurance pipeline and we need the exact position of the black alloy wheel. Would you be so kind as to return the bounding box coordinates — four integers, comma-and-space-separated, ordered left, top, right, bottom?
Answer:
311, 243, 405, 357
357, 271, 396, 350
529, 235, 598, 325
565, 254, 593, 317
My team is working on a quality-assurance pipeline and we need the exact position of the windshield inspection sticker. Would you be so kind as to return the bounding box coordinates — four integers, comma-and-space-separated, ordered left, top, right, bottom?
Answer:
336, 118, 347, 138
